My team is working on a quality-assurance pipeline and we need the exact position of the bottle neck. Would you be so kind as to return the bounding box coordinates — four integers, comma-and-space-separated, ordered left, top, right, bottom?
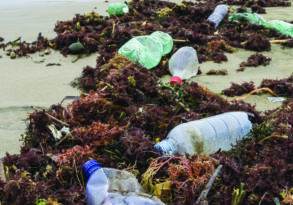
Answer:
154, 139, 176, 155
170, 76, 183, 86
83, 160, 102, 181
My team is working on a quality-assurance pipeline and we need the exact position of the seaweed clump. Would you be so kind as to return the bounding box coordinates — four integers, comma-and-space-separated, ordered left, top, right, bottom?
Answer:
206, 69, 228, 75
222, 82, 256, 97
260, 74, 293, 98
5, 33, 52, 58
238, 53, 271, 72
4, 0, 288, 62
1, 0, 292, 204
0, 52, 262, 204
142, 156, 218, 204
243, 34, 271, 52
209, 100, 293, 205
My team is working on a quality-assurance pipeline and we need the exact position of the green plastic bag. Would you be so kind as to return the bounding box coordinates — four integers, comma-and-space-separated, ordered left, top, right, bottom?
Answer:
266, 20, 293, 37
229, 12, 293, 37
118, 31, 173, 69
229, 12, 267, 26
150, 31, 173, 55
107, 3, 129, 16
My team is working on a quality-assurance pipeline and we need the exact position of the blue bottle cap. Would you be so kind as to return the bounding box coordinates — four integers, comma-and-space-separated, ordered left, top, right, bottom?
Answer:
82, 160, 102, 180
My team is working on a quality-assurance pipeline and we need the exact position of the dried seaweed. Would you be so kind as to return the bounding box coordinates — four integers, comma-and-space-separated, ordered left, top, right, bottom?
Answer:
260, 74, 293, 97
206, 69, 228, 75
282, 39, 293, 48
209, 100, 293, 205
4, 0, 287, 61
1, 1, 292, 205
239, 53, 271, 72
142, 156, 218, 204
222, 82, 256, 97
244, 34, 271, 52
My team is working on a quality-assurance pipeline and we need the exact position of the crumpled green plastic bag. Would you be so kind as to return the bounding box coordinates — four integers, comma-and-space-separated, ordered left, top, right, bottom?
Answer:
150, 31, 173, 55
107, 3, 129, 16
118, 31, 173, 69
229, 12, 267, 26
266, 20, 293, 37
229, 12, 293, 37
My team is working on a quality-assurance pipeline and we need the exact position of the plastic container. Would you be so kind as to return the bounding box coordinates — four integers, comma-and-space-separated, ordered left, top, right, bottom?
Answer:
154, 112, 252, 155
168, 46, 199, 85
229, 12, 293, 37
266, 20, 293, 37
107, 3, 129, 16
207, 4, 229, 28
118, 31, 173, 69
83, 160, 165, 205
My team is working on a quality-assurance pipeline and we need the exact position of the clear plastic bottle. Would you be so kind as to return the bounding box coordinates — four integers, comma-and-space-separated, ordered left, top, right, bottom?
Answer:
83, 160, 165, 205
154, 112, 252, 155
168, 46, 199, 85
118, 31, 173, 69
207, 5, 229, 28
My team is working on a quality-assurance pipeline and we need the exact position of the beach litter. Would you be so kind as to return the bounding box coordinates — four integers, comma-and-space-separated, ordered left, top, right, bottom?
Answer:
0, 0, 293, 205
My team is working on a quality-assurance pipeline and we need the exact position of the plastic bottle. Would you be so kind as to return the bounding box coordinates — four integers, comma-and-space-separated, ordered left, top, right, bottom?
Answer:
83, 160, 165, 205
118, 31, 173, 69
207, 4, 229, 28
168, 46, 199, 85
107, 3, 129, 16
154, 112, 252, 155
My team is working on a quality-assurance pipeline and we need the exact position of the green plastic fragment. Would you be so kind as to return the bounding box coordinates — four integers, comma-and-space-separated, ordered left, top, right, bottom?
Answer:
150, 31, 173, 55
229, 12, 267, 26
118, 31, 173, 69
266, 20, 293, 37
107, 3, 129, 16
68, 41, 85, 54
35, 199, 47, 205
229, 12, 293, 37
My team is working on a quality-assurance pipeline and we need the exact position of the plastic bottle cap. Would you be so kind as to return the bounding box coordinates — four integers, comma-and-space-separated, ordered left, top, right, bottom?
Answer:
82, 160, 102, 180
170, 76, 183, 86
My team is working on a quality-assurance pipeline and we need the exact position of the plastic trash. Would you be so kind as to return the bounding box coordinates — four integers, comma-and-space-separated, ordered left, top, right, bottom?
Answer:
47, 125, 70, 140
207, 4, 229, 28
266, 20, 293, 38
83, 160, 165, 205
118, 31, 173, 69
168, 46, 199, 85
68, 41, 85, 54
154, 112, 252, 155
107, 3, 129, 16
229, 12, 293, 37
229, 12, 267, 26
267, 97, 286, 103
150, 31, 173, 55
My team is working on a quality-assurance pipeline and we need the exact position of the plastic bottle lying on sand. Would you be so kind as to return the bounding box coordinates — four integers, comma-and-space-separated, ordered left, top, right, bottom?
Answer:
83, 160, 165, 205
118, 31, 173, 69
207, 4, 229, 28
154, 112, 252, 155
168, 46, 199, 85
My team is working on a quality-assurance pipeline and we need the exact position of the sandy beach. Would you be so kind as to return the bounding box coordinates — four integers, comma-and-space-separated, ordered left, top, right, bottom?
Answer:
0, 0, 292, 157
0, 0, 103, 156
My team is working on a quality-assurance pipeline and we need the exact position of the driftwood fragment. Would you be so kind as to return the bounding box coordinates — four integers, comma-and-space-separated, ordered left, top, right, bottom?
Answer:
195, 164, 223, 205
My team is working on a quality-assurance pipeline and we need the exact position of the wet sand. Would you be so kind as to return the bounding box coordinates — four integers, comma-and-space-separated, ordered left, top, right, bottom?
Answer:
0, 0, 105, 156
0, 1, 292, 157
